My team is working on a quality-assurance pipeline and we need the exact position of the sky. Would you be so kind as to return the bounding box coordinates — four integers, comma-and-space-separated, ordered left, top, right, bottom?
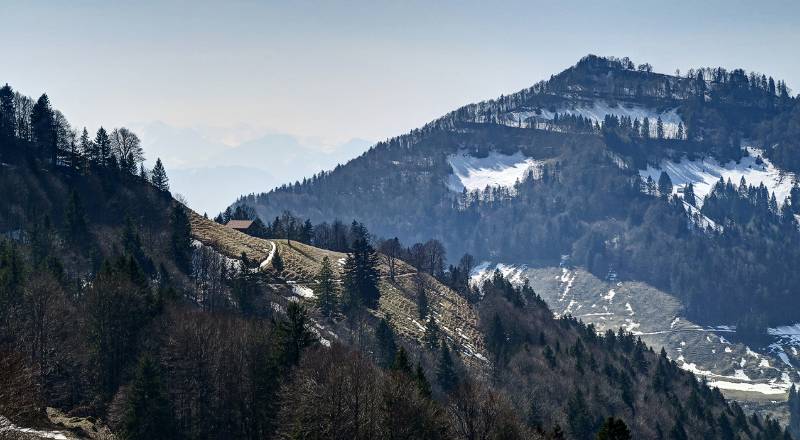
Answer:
2, 0, 799, 211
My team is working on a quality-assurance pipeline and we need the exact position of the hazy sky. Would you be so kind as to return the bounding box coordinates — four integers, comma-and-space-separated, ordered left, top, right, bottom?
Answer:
3, 0, 799, 149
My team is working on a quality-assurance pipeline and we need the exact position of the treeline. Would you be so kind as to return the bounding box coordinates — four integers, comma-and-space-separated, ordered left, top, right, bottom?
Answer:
0, 83, 171, 191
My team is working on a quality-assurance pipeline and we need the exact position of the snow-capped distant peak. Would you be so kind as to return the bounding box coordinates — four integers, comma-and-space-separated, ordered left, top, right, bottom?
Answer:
446, 150, 543, 193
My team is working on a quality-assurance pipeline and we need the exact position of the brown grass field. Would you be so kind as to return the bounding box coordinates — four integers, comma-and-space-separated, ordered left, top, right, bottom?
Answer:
188, 209, 487, 366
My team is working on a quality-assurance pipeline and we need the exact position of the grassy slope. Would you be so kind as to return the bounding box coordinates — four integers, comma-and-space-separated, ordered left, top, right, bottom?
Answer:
188, 211, 488, 366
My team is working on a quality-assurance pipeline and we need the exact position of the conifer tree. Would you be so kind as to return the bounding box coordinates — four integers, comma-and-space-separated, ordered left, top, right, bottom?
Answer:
170, 205, 192, 272
79, 127, 95, 167
272, 249, 284, 272
315, 256, 337, 317
683, 183, 696, 207
435, 341, 457, 392
231, 269, 258, 316
656, 117, 664, 139
417, 288, 429, 320
63, 190, 88, 244
414, 363, 432, 398
342, 234, 380, 310
789, 384, 800, 437
0, 84, 14, 146
657, 171, 673, 198
486, 314, 506, 363
299, 219, 313, 244
151, 158, 169, 192
596, 417, 632, 440
391, 346, 412, 375
375, 318, 397, 368
423, 315, 439, 350
566, 389, 592, 439
123, 355, 177, 440
276, 302, 316, 367
30, 94, 57, 165
94, 127, 111, 167
645, 176, 656, 195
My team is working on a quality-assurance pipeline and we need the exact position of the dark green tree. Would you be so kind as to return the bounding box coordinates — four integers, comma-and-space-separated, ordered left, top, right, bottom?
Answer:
567, 389, 593, 439
657, 171, 673, 198
342, 234, 380, 310
0, 84, 15, 149
375, 318, 397, 368
231, 269, 258, 316
486, 314, 506, 364
789, 384, 800, 437
299, 219, 313, 244
391, 346, 412, 375
423, 315, 440, 350
435, 342, 457, 392
63, 190, 88, 244
272, 249, 284, 272
315, 256, 337, 317
417, 288, 429, 320
123, 355, 176, 440
30, 94, 57, 165
86, 258, 150, 400
150, 158, 169, 192
94, 127, 111, 167
596, 417, 631, 440
683, 183, 696, 207
170, 205, 192, 272
275, 302, 316, 367
414, 363, 432, 398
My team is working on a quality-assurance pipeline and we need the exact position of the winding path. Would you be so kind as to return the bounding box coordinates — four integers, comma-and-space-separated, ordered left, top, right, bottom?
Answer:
259, 241, 276, 270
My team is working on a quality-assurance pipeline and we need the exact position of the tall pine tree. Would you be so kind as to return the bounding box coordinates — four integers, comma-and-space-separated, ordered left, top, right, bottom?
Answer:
151, 158, 169, 192
435, 341, 457, 392
342, 234, 380, 310
123, 355, 177, 440
315, 256, 337, 317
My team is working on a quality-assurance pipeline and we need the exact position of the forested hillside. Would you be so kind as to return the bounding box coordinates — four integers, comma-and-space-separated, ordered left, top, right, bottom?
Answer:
1, 81, 793, 439
239, 55, 800, 332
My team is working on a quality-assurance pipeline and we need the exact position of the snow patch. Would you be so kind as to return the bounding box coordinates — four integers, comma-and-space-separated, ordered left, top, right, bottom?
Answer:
292, 285, 315, 299
624, 302, 634, 316
0, 416, 69, 440
639, 151, 795, 208
446, 150, 543, 193
505, 101, 683, 137
469, 262, 529, 287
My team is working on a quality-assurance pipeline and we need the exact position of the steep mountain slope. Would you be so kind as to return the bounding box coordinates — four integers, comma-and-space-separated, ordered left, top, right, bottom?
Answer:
189, 213, 790, 438
238, 54, 800, 414
1, 79, 795, 439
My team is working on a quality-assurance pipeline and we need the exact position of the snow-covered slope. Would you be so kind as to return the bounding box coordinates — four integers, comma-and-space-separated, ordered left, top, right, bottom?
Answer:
639, 150, 796, 206
500, 100, 683, 137
446, 151, 542, 192
471, 262, 800, 398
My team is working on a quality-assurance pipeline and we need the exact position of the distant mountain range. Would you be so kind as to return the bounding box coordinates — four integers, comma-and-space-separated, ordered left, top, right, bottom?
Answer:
132, 120, 372, 214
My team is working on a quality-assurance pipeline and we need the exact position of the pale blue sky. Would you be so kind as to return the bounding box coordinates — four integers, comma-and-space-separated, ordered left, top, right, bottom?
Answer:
3, 0, 799, 148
